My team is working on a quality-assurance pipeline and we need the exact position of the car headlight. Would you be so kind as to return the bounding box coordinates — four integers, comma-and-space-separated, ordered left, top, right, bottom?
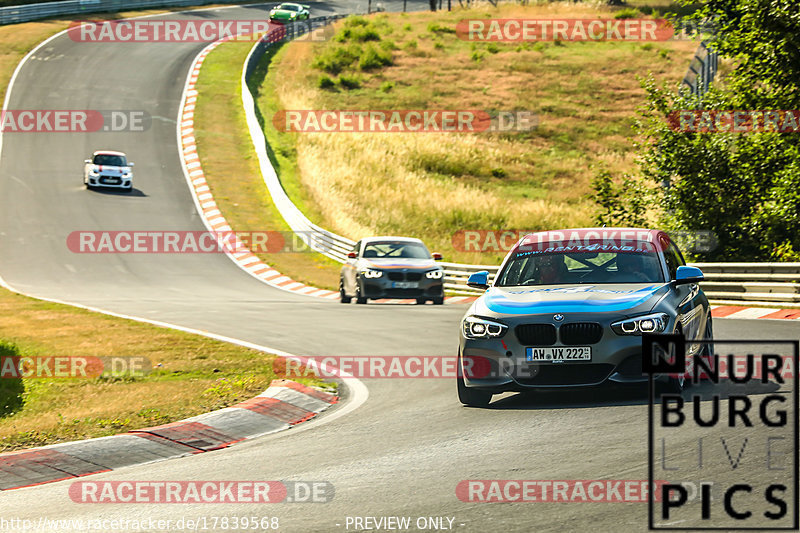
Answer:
362, 269, 383, 279
90, 169, 99, 175
426, 270, 443, 279
462, 316, 507, 339
611, 313, 670, 335
290, 13, 296, 18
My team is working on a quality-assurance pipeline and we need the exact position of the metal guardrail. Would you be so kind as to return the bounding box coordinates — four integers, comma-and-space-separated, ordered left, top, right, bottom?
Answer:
682, 41, 718, 96
238, 17, 800, 308
0, 0, 254, 25
242, 16, 356, 263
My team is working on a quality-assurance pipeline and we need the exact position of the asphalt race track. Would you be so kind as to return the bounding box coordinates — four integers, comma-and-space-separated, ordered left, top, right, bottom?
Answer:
0, 3, 797, 532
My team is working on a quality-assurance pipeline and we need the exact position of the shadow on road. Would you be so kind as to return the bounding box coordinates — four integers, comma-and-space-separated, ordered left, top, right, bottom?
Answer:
486, 379, 783, 411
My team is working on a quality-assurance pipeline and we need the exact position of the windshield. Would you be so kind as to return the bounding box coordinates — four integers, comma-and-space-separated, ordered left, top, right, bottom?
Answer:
93, 154, 126, 166
279, 4, 300, 11
496, 247, 665, 286
362, 242, 431, 260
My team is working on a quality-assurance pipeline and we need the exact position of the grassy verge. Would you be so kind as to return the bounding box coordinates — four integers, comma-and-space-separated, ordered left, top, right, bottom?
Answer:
0, 286, 332, 452
252, 2, 698, 266
193, 40, 342, 290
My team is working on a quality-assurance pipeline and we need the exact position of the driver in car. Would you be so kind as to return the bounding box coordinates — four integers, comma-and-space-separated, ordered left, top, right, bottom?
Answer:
537, 255, 567, 284
616, 253, 652, 282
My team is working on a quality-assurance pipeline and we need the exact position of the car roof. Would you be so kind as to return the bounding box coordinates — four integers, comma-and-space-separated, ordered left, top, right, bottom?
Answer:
92, 150, 126, 156
278, 3, 302, 6
511, 227, 671, 254
361, 236, 425, 245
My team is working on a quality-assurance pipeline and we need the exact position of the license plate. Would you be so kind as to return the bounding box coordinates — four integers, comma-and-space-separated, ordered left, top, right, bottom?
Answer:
526, 346, 591, 362
102, 177, 120, 184
392, 281, 418, 289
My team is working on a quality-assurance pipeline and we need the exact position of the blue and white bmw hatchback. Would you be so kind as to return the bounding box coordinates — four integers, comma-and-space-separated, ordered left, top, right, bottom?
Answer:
457, 228, 713, 406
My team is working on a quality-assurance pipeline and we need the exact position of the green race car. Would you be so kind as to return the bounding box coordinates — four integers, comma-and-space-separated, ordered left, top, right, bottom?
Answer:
269, 3, 310, 22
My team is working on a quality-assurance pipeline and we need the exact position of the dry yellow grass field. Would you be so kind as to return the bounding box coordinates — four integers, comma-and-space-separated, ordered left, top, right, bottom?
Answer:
260, 3, 697, 265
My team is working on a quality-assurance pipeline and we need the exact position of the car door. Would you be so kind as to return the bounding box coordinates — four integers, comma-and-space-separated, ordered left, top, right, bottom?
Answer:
663, 236, 705, 344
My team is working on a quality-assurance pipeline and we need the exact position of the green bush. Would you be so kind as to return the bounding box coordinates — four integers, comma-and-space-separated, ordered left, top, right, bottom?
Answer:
359, 45, 393, 70
427, 22, 456, 34
345, 15, 369, 27
614, 8, 640, 19
317, 75, 336, 90
338, 75, 361, 89
379, 81, 394, 93
311, 44, 362, 75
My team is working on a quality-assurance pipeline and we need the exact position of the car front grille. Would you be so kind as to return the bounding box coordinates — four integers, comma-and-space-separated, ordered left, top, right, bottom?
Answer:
559, 323, 603, 345
515, 324, 557, 346
386, 271, 423, 282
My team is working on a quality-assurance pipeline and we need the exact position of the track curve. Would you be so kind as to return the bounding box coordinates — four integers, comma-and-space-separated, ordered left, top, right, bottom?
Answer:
0, 4, 797, 532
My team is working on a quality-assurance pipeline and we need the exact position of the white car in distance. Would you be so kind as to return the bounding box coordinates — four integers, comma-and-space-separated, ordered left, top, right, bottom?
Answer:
84, 150, 133, 191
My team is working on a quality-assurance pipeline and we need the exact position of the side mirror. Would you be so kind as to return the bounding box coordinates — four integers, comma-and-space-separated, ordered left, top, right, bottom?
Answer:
84, 159, 91, 164
467, 270, 490, 290
128, 162, 134, 167
432, 252, 443, 261
347, 251, 357, 259
674, 265, 704, 285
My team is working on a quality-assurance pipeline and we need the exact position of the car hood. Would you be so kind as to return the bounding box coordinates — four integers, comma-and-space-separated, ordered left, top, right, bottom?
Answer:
91, 165, 131, 176
359, 258, 439, 270
475, 283, 669, 315
270, 9, 297, 15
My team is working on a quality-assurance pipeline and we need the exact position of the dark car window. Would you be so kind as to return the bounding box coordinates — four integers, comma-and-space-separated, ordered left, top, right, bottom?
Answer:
280, 4, 301, 10
362, 242, 431, 259
496, 245, 665, 286
93, 154, 126, 166
662, 238, 685, 280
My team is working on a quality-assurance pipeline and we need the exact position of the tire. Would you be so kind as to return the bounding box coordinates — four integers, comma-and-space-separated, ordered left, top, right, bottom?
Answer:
416, 298, 427, 305
339, 279, 351, 304
123, 186, 132, 193
355, 281, 367, 304
457, 354, 492, 407
432, 297, 444, 305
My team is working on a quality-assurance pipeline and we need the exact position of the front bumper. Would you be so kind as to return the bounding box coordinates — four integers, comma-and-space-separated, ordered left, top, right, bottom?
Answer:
88, 175, 131, 189
459, 312, 674, 391
360, 274, 443, 300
